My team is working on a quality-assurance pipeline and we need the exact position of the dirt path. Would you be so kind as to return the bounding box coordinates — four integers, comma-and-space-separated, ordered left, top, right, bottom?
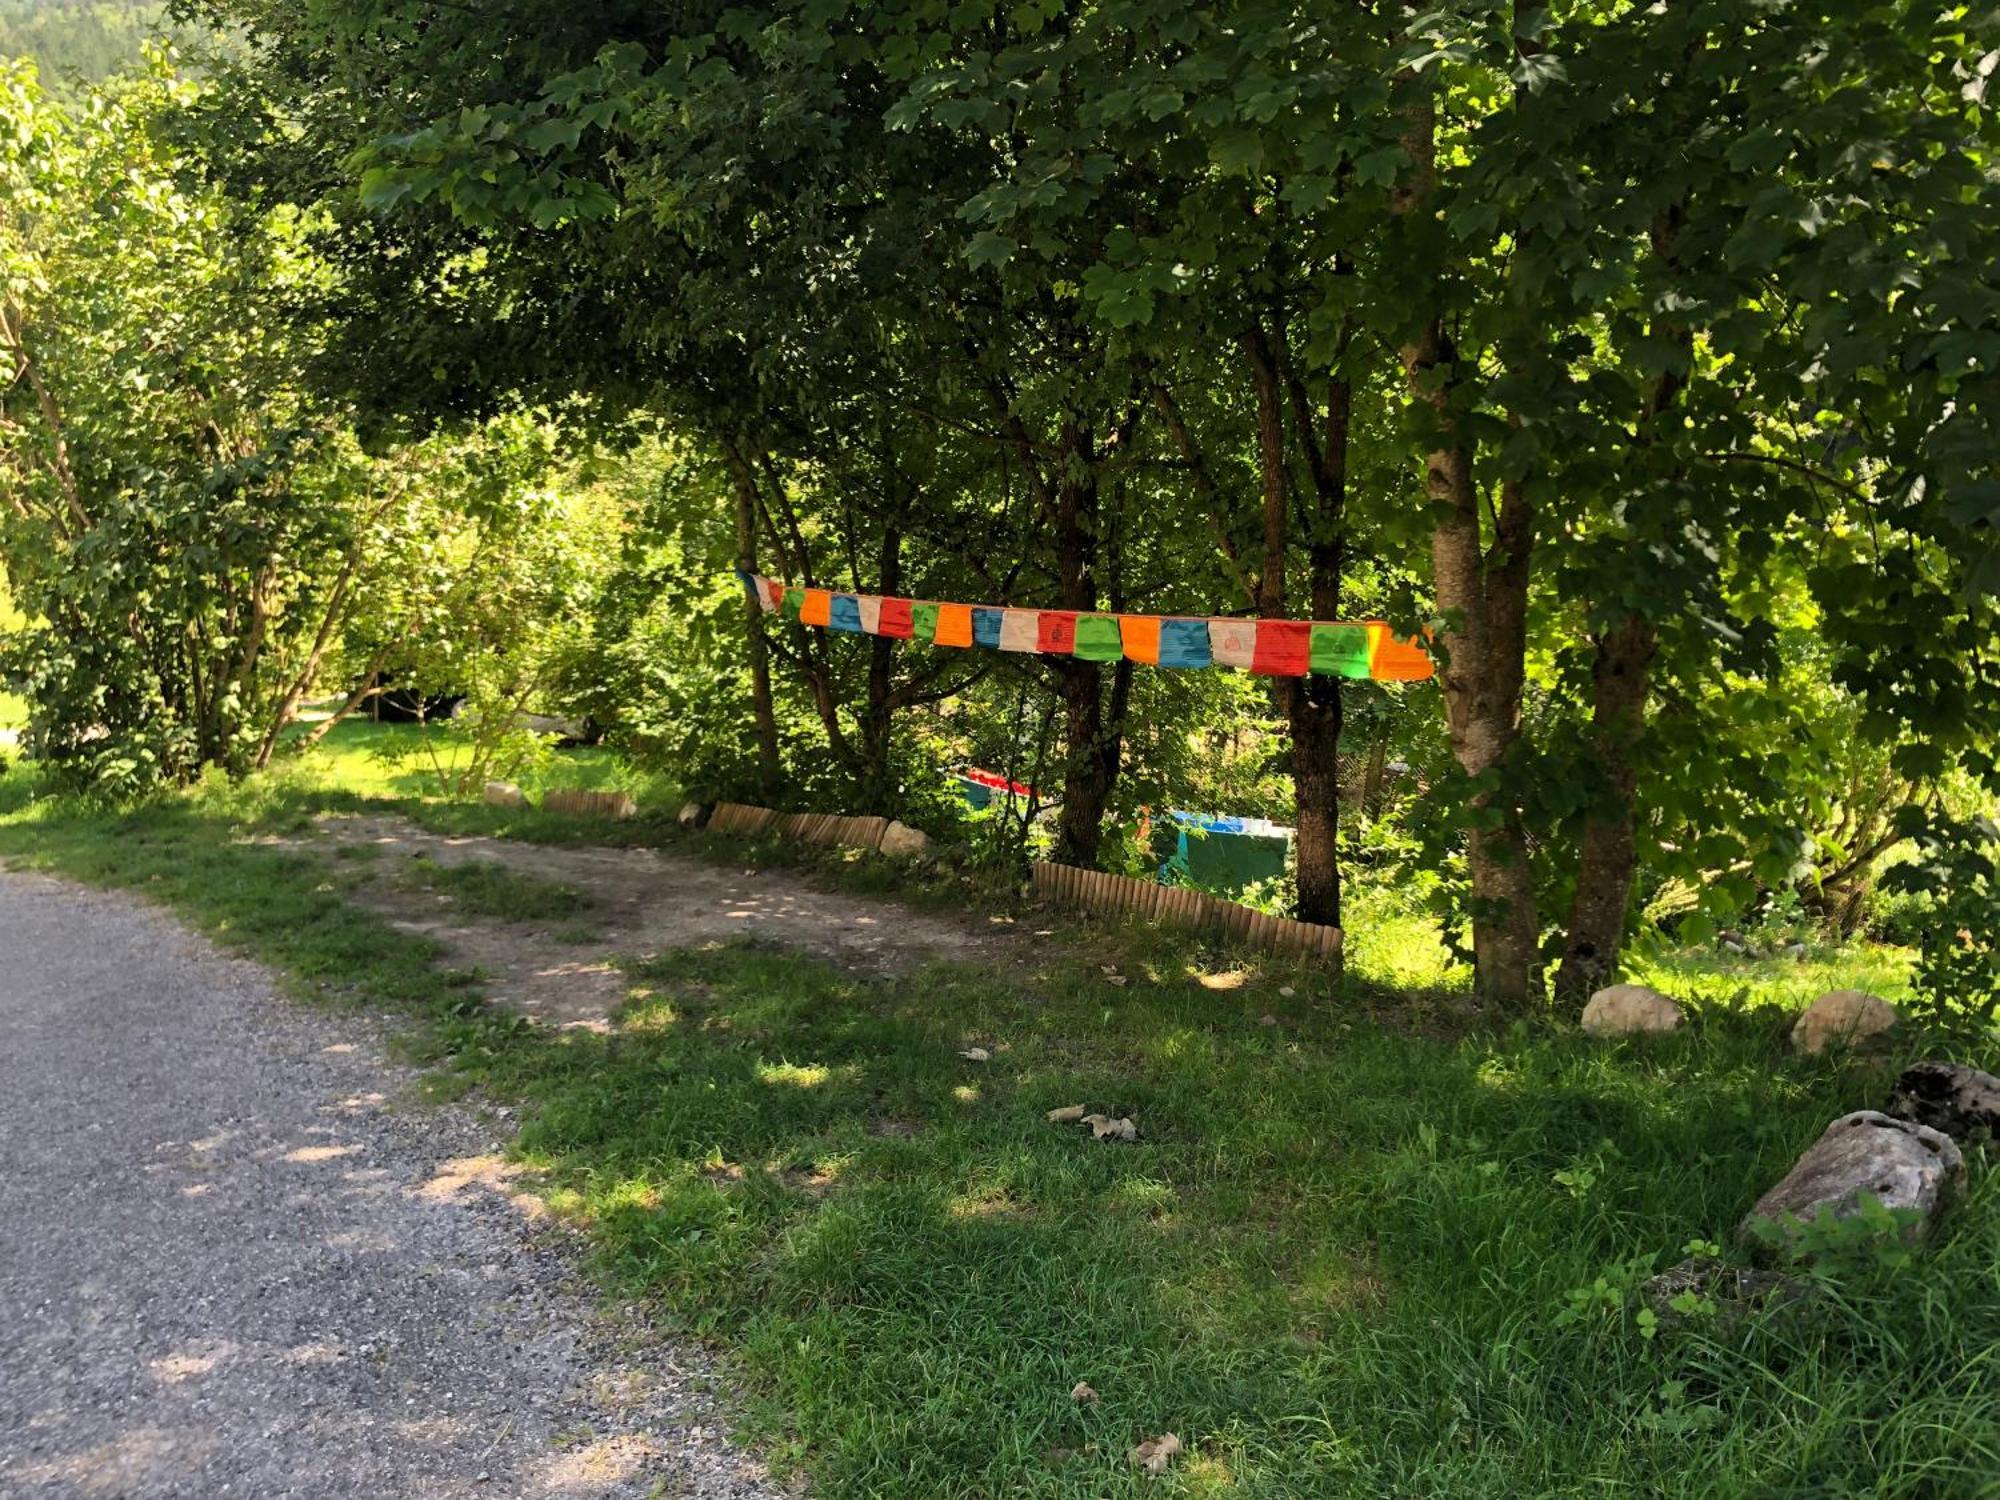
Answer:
292, 814, 1017, 1028
0, 870, 786, 1499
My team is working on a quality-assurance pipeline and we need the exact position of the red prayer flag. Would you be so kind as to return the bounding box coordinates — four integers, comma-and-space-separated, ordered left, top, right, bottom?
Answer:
877, 596, 915, 639
1251, 619, 1312, 676
1036, 610, 1078, 654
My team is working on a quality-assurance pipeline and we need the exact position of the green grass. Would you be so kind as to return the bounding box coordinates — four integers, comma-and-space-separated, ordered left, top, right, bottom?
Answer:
401, 854, 596, 923
0, 740, 1992, 1497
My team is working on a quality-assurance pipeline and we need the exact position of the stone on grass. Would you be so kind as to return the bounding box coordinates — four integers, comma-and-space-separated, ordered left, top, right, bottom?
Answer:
676, 801, 708, 829
1886, 1060, 2000, 1143
482, 780, 526, 809
1791, 990, 1898, 1054
541, 789, 636, 820
1739, 1110, 1963, 1256
1580, 984, 1685, 1038
878, 820, 931, 859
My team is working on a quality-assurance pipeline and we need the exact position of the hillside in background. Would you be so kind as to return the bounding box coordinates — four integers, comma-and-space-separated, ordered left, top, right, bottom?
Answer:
0, 0, 171, 83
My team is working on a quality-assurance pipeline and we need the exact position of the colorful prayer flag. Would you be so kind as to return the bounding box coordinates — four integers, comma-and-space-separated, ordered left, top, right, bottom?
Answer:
1159, 618, 1212, 669
1037, 610, 1078, 654
1120, 615, 1163, 665
1369, 623, 1433, 681
1073, 614, 1123, 662
1309, 623, 1372, 678
752, 575, 1432, 683
937, 603, 975, 647
1251, 619, 1312, 676
878, 597, 915, 639
1209, 617, 1258, 670
999, 608, 1039, 653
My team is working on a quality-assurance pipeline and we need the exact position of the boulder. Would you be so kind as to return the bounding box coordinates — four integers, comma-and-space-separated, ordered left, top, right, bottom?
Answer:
879, 820, 932, 859
1791, 989, 1899, 1054
482, 780, 526, 809
676, 801, 708, 829
1886, 1060, 2000, 1143
1580, 983, 1685, 1038
542, 788, 636, 820
1740, 1110, 1963, 1254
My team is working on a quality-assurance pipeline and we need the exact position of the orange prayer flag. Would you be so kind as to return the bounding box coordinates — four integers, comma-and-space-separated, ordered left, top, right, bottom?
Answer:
933, 602, 974, 648
800, 588, 833, 627
1368, 622, 1434, 681
1119, 615, 1162, 665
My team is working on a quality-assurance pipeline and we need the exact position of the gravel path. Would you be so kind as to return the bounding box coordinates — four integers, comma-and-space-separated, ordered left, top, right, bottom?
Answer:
0, 870, 788, 1499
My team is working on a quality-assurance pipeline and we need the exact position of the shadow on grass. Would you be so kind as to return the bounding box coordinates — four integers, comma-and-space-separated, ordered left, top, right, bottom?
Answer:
1, 769, 1995, 1497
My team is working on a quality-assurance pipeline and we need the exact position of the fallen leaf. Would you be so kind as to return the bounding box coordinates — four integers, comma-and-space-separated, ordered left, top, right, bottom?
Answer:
1105, 974, 1129, 987
959, 1047, 991, 1063
1071, 1381, 1100, 1404
1047, 1104, 1088, 1124
1279, 985, 1296, 998
1258, 1013, 1279, 1027
1128, 1433, 1182, 1475
1087, 1115, 1138, 1142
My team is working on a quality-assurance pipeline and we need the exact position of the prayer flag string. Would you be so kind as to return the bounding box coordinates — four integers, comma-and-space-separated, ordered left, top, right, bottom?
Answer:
738, 573, 1432, 683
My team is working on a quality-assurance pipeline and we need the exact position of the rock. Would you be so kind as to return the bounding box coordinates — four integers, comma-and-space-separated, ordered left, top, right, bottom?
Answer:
1070, 1381, 1099, 1404
1127, 1434, 1181, 1475
1641, 1255, 1809, 1325
878, 820, 931, 859
1580, 983, 1685, 1038
1740, 1110, 1964, 1254
1791, 990, 1899, 1054
1885, 1060, 2000, 1143
541, 789, 636, 820
1083, 1114, 1137, 1142
676, 801, 707, 829
481, 780, 526, 809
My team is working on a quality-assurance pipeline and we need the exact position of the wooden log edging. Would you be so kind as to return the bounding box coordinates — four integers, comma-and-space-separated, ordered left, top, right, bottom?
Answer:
1030, 860, 1342, 959
708, 801, 780, 836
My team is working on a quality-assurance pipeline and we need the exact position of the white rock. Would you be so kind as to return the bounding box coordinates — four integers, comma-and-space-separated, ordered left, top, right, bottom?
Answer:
1792, 990, 1899, 1055
878, 820, 931, 859
1742, 1110, 1962, 1254
1580, 983, 1685, 1038
481, 780, 526, 809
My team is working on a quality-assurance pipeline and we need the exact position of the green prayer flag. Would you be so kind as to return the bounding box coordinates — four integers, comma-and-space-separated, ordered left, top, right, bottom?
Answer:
1073, 613, 1123, 661
781, 587, 805, 620
1309, 623, 1372, 678
911, 601, 940, 642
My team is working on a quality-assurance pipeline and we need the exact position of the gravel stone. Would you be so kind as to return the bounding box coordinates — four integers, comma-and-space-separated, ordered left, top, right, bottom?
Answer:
0, 870, 791, 1498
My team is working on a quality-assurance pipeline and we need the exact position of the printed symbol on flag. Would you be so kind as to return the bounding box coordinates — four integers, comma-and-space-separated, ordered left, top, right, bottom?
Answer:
1209, 618, 1258, 670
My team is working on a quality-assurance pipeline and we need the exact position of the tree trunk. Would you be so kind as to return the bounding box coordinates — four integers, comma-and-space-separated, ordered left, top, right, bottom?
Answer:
722, 439, 782, 793
1050, 437, 1118, 866
857, 520, 901, 815
1552, 201, 1690, 1010
1552, 615, 1657, 1007
1394, 92, 1541, 1009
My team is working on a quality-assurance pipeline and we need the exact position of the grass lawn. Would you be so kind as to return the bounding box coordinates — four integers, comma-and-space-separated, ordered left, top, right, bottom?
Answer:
0, 729, 1990, 1497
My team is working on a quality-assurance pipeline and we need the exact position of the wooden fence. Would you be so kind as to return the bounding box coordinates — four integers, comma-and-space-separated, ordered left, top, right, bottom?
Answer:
1031, 860, 1343, 960
709, 803, 887, 853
